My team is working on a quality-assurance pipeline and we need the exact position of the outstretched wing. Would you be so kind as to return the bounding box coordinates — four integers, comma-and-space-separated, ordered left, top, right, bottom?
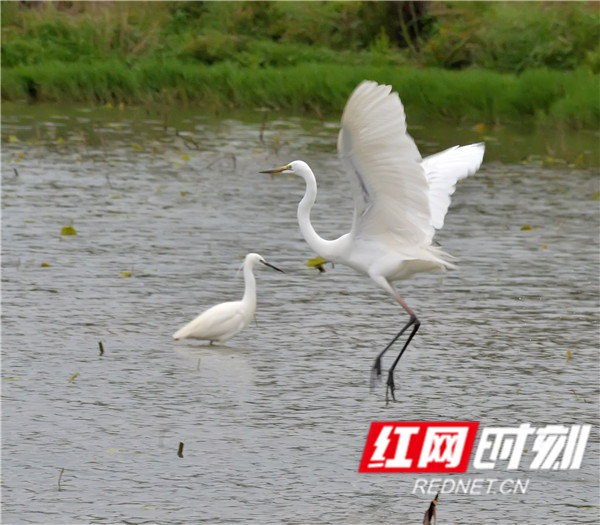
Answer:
422, 143, 485, 231
337, 81, 433, 247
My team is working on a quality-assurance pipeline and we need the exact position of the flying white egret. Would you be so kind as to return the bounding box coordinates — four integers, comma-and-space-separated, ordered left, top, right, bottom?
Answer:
261, 80, 484, 402
173, 253, 283, 344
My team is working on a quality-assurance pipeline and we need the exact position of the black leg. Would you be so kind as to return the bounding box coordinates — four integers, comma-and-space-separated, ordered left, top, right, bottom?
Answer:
372, 314, 417, 380
369, 290, 420, 402
385, 317, 420, 404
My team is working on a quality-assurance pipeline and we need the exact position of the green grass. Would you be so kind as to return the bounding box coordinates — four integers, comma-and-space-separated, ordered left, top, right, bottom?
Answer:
4, 2, 597, 70
2, 2, 599, 128
3, 61, 598, 128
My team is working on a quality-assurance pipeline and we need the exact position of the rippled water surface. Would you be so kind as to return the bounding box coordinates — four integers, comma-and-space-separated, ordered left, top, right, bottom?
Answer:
2, 104, 599, 524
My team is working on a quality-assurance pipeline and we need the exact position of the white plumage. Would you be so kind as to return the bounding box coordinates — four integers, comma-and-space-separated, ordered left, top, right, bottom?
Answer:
261, 80, 484, 402
173, 253, 283, 344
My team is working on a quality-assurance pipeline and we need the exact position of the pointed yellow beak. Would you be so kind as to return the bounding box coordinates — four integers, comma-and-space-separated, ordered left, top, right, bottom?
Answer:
259, 165, 290, 174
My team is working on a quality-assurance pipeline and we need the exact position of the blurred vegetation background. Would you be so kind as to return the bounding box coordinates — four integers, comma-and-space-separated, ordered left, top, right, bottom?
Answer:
2, 1, 599, 127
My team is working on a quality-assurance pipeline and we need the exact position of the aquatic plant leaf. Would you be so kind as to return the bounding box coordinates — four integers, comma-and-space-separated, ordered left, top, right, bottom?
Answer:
520, 225, 534, 230
61, 225, 77, 236
8, 135, 19, 143
120, 271, 132, 278
306, 257, 326, 266
41, 262, 50, 267
566, 349, 572, 362
306, 256, 327, 272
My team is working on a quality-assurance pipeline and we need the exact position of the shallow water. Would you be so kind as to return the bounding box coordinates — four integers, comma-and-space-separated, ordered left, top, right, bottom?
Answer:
2, 104, 599, 524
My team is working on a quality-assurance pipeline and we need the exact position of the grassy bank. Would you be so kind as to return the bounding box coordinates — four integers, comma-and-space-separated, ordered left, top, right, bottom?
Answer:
3, 61, 598, 128
2, 1, 599, 128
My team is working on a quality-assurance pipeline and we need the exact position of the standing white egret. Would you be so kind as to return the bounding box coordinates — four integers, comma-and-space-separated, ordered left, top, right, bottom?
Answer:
261, 80, 484, 402
173, 253, 283, 344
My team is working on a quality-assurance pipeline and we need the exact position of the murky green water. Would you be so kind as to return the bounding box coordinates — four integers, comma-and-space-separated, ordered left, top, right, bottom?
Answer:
2, 103, 599, 524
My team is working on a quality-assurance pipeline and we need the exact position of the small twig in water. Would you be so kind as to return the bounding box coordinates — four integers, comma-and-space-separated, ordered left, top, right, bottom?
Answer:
196, 358, 201, 371
58, 467, 65, 491
175, 129, 201, 150
199, 153, 237, 172
572, 389, 588, 403
259, 113, 268, 144
99, 134, 107, 160
272, 130, 282, 156
177, 442, 184, 458
98, 341, 104, 356
13, 168, 19, 177
423, 491, 439, 525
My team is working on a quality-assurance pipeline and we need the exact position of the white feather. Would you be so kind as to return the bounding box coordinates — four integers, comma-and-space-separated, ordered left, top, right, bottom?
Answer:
173, 300, 249, 344
338, 81, 431, 248
173, 253, 281, 344
422, 143, 485, 231
261, 80, 486, 401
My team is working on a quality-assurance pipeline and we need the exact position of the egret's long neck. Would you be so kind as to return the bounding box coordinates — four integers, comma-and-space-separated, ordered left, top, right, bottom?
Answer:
297, 168, 346, 261
241, 262, 257, 312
